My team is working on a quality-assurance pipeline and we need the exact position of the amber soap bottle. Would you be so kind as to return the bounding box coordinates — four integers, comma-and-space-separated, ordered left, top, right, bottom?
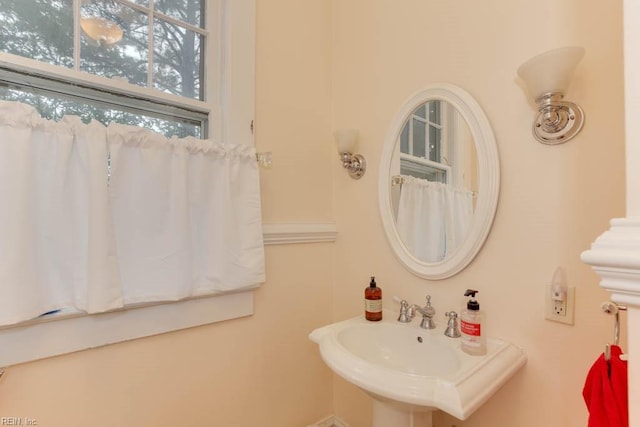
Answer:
365, 276, 382, 321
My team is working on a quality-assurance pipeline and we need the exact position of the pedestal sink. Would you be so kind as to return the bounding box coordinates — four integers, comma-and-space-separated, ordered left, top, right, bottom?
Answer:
309, 310, 526, 426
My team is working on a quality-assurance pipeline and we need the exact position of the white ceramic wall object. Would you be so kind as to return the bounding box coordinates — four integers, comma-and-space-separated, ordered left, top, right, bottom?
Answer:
309, 311, 526, 422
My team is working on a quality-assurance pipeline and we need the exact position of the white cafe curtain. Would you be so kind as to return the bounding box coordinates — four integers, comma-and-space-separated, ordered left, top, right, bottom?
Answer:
0, 101, 265, 326
108, 123, 265, 304
396, 175, 473, 263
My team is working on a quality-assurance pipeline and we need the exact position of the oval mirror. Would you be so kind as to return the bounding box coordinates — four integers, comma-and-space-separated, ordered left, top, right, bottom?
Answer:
378, 84, 500, 279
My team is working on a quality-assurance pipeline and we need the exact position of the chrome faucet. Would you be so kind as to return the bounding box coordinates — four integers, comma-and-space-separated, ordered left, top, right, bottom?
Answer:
397, 296, 436, 329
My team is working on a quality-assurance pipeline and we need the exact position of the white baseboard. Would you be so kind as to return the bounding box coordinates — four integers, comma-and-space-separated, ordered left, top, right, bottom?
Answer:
307, 415, 349, 427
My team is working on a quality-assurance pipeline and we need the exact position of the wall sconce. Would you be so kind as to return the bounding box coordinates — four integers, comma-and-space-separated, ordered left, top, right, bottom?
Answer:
517, 46, 585, 145
334, 129, 366, 179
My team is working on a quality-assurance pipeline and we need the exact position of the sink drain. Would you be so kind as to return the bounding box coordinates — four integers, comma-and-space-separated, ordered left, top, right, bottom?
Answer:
417, 336, 423, 343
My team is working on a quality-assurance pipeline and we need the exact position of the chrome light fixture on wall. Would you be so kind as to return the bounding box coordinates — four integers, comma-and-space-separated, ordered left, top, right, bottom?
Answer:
334, 129, 366, 179
517, 46, 585, 145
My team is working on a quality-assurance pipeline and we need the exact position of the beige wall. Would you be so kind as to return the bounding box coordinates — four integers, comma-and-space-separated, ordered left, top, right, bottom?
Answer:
331, 1, 626, 427
0, 1, 336, 426
0, 1, 627, 427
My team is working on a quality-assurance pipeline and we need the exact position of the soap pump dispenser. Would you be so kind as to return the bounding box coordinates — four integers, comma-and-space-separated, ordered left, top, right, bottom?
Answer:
364, 276, 382, 321
460, 289, 486, 355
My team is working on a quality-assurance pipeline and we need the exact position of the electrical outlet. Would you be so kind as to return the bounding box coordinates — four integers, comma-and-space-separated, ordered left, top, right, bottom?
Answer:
553, 299, 566, 316
545, 284, 575, 325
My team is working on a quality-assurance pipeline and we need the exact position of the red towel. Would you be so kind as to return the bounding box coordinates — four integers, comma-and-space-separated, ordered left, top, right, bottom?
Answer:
582, 345, 628, 427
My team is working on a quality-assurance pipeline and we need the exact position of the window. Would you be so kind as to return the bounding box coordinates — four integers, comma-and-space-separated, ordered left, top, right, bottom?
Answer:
0, 0, 218, 138
399, 100, 451, 184
0, 0, 257, 367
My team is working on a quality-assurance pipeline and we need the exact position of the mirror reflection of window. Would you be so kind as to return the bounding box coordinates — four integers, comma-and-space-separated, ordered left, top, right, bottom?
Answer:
398, 101, 477, 192
399, 101, 449, 184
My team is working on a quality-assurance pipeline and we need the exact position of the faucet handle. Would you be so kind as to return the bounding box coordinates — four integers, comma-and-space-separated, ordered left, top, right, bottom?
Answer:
397, 300, 412, 323
444, 311, 461, 338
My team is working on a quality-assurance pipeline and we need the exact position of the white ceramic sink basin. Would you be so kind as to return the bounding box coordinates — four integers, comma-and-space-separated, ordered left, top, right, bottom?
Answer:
309, 310, 526, 420
337, 322, 461, 376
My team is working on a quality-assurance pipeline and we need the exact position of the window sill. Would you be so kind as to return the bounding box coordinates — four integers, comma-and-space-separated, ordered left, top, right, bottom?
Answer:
0, 291, 254, 367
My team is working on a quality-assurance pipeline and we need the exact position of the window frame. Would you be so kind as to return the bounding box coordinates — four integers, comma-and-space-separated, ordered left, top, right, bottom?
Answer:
0, 0, 257, 367
0, 65, 210, 137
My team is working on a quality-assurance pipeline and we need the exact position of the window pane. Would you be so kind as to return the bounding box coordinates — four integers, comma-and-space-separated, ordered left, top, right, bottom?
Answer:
0, 85, 201, 138
81, 2, 149, 88
153, 18, 202, 100
0, 0, 212, 105
412, 118, 426, 159
154, 0, 203, 28
400, 122, 409, 154
414, 105, 426, 119
429, 125, 441, 162
428, 101, 441, 125
0, 0, 73, 67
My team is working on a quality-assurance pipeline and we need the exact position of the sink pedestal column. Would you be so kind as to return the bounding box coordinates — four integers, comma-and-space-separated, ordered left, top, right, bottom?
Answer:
372, 400, 433, 427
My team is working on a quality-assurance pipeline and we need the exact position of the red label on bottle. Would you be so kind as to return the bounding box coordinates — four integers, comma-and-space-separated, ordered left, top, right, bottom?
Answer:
461, 320, 481, 336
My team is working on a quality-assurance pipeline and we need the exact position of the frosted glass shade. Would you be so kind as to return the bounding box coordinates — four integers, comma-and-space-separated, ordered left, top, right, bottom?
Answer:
81, 17, 124, 46
517, 47, 585, 100
334, 129, 359, 153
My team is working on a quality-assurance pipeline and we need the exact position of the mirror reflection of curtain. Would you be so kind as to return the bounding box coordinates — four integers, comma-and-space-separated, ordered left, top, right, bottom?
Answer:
446, 188, 474, 256
396, 176, 473, 262
397, 177, 447, 262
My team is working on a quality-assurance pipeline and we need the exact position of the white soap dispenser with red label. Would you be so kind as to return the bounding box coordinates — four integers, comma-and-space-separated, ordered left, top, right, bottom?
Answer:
460, 289, 487, 355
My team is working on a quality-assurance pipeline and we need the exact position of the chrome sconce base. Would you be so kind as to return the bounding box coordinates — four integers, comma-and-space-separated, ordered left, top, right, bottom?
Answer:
517, 46, 586, 146
532, 93, 584, 145
334, 129, 365, 179
341, 152, 367, 179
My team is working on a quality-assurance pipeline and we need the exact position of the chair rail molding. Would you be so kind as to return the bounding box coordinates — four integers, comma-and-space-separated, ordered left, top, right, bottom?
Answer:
581, 217, 640, 308
263, 222, 338, 245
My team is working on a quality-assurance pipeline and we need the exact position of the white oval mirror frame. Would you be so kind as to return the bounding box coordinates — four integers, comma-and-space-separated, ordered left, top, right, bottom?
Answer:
378, 83, 500, 280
